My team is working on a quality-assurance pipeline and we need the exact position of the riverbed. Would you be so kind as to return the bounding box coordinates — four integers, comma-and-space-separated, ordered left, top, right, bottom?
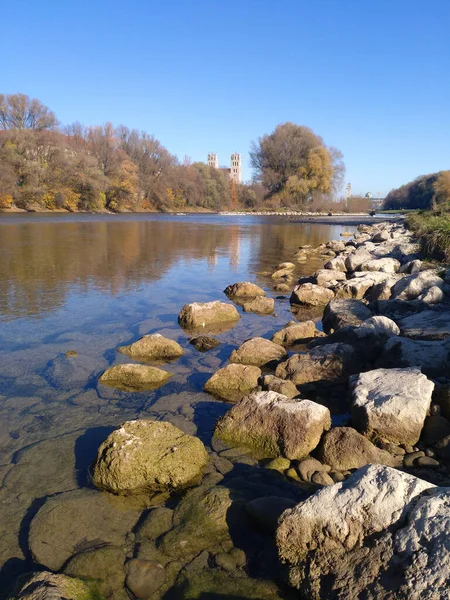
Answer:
0, 213, 358, 597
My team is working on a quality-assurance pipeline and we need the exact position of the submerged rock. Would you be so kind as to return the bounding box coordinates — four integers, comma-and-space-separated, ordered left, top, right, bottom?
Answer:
9, 572, 94, 600
317, 427, 398, 470
224, 281, 266, 298
125, 558, 166, 599
204, 363, 261, 402
92, 420, 208, 495
351, 367, 434, 445
290, 283, 334, 306
271, 320, 318, 346
275, 343, 358, 385
189, 335, 220, 352
322, 299, 372, 333
118, 333, 183, 362
229, 337, 287, 368
214, 391, 331, 459
99, 363, 172, 392
242, 296, 274, 314
178, 301, 240, 331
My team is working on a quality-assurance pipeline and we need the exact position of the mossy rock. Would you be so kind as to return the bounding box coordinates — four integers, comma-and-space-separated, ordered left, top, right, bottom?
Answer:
118, 333, 183, 363
99, 364, 172, 392
9, 572, 100, 600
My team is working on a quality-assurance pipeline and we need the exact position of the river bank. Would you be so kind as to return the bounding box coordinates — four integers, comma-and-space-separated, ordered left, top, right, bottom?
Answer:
6, 217, 450, 599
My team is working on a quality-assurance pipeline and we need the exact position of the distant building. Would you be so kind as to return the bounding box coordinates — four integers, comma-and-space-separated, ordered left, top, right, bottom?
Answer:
207, 152, 242, 184
345, 183, 352, 200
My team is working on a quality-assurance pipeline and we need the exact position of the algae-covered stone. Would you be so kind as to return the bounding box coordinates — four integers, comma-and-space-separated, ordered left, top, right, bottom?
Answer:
118, 333, 183, 362
204, 363, 261, 402
158, 485, 233, 557
214, 391, 331, 460
137, 507, 174, 541
92, 420, 208, 495
189, 336, 220, 352
229, 337, 287, 368
99, 364, 172, 392
125, 559, 166, 599
64, 546, 127, 600
271, 320, 318, 346
242, 296, 275, 314
9, 572, 95, 600
224, 281, 266, 298
178, 301, 240, 331
28, 489, 141, 571
261, 375, 299, 399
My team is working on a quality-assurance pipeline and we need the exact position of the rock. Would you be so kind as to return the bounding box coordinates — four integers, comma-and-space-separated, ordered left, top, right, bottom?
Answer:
137, 507, 174, 541
242, 296, 275, 314
322, 299, 372, 333
391, 270, 444, 301
311, 471, 334, 486
45, 352, 105, 391
351, 367, 434, 445
229, 337, 287, 368
271, 320, 318, 346
272, 268, 294, 279
378, 336, 450, 378
29, 489, 141, 571
277, 262, 296, 270
290, 283, 334, 306
415, 456, 440, 468
266, 457, 291, 473
261, 375, 299, 399
372, 230, 391, 242
359, 315, 400, 336
276, 465, 434, 599
324, 256, 347, 272
125, 559, 166, 599
214, 391, 330, 459
334, 272, 394, 300
92, 420, 208, 495
345, 248, 373, 272
178, 301, 240, 331
365, 278, 398, 301
9, 572, 93, 600
398, 310, 450, 340
224, 281, 266, 298
204, 364, 261, 402
64, 546, 127, 600
422, 416, 450, 445
117, 333, 183, 362
296, 457, 329, 482
189, 336, 220, 352
313, 269, 347, 286
419, 285, 444, 304
360, 257, 400, 273
173, 570, 282, 599
246, 496, 298, 532
274, 282, 291, 292
275, 343, 358, 385
317, 427, 399, 470
435, 434, 450, 460
399, 258, 422, 274
369, 298, 429, 321
158, 485, 233, 557
99, 364, 172, 392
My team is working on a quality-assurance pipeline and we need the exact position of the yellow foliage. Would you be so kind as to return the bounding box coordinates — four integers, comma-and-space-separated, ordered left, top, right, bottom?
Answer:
434, 171, 450, 209
0, 194, 14, 208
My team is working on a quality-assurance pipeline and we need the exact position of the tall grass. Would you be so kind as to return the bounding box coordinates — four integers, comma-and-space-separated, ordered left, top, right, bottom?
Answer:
407, 210, 450, 262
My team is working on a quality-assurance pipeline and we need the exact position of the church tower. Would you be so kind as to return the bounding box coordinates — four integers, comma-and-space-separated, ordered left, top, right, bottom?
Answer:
207, 152, 218, 169
230, 153, 242, 184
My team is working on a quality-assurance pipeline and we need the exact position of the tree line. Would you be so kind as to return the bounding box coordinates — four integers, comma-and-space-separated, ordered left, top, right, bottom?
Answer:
0, 93, 346, 212
383, 171, 450, 211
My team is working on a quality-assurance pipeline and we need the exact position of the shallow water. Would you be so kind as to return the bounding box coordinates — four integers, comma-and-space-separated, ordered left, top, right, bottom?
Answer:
0, 213, 357, 597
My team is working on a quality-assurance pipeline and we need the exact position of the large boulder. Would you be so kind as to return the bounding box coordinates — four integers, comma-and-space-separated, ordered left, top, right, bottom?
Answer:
334, 272, 393, 300
398, 310, 450, 340
351, 367, 434, 445
118, 333, 183, 362
224, 282, 266, 298
360, 257, 401, 273
369, 298, 429, 321
345, 248, 373, 272
322, 299, 372, 333
275, 343, 358, 385
204, 363, 261, 402
316, 427, 398, 470
229, 337, 287, 368
313, 269, 346, 286
290, 283, 334, 306
242, 296, 274, 314
99, 364, 172, 392
261, 375, 299, 399
391, 270, 444, 301
214, 391, 331, 459
377, 336, 450, 378
323, 256, 347, 272
92, 420, 208, 495
271, 320, 318, 346
28, 489, 142, 571
9, 572, 94, 600
178, 301, 240, 331
276, 465, 435, 599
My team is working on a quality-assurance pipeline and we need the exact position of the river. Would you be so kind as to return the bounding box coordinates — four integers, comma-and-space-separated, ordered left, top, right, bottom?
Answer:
0, 213, 357, 598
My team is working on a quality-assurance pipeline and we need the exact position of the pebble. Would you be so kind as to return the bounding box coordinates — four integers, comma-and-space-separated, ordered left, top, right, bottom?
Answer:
311, 471, 334, 486
430, 404, 441, 416
125, 559, 166, 599
330, 471, 345, 483
286, 468, 301, 482
416, 456, 440, 468
403, 451, 425, 468
265, 457, 291, 473
403, 444, 415, 454
425, 448, 436, 458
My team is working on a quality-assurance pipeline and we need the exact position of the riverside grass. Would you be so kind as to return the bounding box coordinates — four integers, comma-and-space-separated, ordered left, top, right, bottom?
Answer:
407, 210, 450, 262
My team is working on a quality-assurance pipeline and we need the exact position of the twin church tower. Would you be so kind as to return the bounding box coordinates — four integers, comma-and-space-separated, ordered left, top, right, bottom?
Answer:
207, 152, 242, 184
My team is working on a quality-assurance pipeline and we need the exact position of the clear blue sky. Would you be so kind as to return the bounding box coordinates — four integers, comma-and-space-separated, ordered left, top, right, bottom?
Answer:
2, 0, 450, 196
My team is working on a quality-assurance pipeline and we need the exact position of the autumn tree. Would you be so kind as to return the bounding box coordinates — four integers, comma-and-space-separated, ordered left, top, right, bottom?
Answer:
0, 93, 58, 131
433, 171, 450, 210
250, 122, 345, 206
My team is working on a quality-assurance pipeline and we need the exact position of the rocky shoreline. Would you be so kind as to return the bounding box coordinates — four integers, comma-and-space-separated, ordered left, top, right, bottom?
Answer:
10, 219, 450, 599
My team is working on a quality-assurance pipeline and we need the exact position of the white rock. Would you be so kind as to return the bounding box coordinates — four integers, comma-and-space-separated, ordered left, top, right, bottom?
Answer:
379, 336, 450, 378
359, 315, 400, 337
398, 310, 450, 340
391, 270, 444, 301
323, 256, 347, 272
351, 367, 434, 445
360, 257, 401, 273
314, 269, 347, 286
419, 285, 444, 304
345, 248, 373, 272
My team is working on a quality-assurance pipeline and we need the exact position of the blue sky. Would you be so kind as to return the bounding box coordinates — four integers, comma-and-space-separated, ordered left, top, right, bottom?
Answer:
2, 0, 450, 196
